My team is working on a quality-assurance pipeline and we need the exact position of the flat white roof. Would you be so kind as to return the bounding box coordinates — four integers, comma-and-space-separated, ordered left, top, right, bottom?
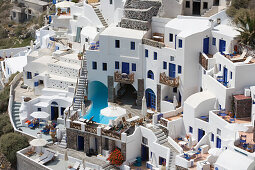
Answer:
185, 91, 215, 108
100, 27, 146, 39
165, 17, 210, 37
25, 0, 48, 6
216, 150, 254, 170
213, 24, 240, 38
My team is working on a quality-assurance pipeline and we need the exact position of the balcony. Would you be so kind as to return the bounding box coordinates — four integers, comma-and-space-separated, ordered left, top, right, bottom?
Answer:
142, 32, 165, 49
114, 71, 134, 84
199, 52, 213, 70
159, 72, 179, 87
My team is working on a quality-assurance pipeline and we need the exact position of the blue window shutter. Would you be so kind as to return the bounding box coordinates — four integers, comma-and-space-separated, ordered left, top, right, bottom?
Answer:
169, 33, 173, 42
163, 62, 167, 69
178, 65, 182, 74
212, 37, 216, 45
145, 49, 148, 57
131, 42, 135, 50
154, 52, 157, 60
132, 63, 136, 71
92, 62, 97, 70
34, 81, 38, 87
179, 39, 182, 48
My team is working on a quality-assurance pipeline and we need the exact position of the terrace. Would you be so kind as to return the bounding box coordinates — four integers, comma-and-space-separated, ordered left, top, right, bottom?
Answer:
213, 110, 251, 124
142, 32, 165, 49
234, 131, 255, 153
114, 71, 135, 84
159, 72, 179, 87
199, 52, 214, 70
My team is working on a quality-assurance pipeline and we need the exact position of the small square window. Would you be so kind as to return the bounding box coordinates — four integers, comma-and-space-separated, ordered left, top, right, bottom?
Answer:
212, 37, 216, 45
219, 64, 221, 71
169, 33, 173, 42
145, 49, 148, 57
142, 137, 148, 145
115, 40, 120, 48
115, 61, 119, 69
186, 1, 190, 8
154, 52, 157, 60
109, 0, 112, 4
179, 39, 182, 48
189, 126, 193, 133
102, 63, 107, 71
211, 133, 214, 142
173, 87, 177, 93
132, 63, 136, 71
170, 56, 174, 61
92, 61, 97, 70
230, 71, 232, 79
178, 65, 182, 74
37, 108, 41, 111
27, 72, 32, 79
203, 2, 208, 9
217, 128, 221, 135
131, 41, 135, 50
163, 61, 167, 69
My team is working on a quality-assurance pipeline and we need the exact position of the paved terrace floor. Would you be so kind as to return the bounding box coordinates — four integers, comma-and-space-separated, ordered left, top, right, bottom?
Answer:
14, 79, 37, 102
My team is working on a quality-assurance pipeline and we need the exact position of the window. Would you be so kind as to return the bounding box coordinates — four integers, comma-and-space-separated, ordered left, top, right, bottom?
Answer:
109, 0, 112, 4
115, 61, 119, 69
186, 1, 190, 8
92, 61, 97, 70
142, 137, 148, 145
34, 81, 38, 87
102, 63, 107, 71
203, 2, 208, 9
217, 128, 221, 135
115, 40, 120, 48
37, 108, 41, 111
170, 56, 174, 61
212, 37, 216, 45
219, 64, 221, 71
147, 70, 154, 80
211, 133, 214, 142
173, 87, 177, 93
189, 126, 193, 133
163, 61, 167, 69
132, 63, 136, 71
179, 39, 182, 48
131, 41, 135, 50
13, 12, 16, 18
169, 33, 173, 42
34, 73, 39, 76
230, 71, 232, 79
178, 65, 182, 74
145, 49, 148, 57
159, 157, 166, 165
154, 52, 157, 60
27, 72, 32, 79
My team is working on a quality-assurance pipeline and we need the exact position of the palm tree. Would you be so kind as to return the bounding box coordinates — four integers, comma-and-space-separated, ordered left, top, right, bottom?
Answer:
236, 11, 255, 49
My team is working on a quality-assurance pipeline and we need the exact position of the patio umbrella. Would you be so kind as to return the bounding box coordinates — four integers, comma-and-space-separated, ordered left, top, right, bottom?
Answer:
29, 138, 47, 147
214, 98, 219, 110
214, 64, 218, 74
31, 111, 50, 120
100, 105, 126, 117
142, 96, 147, 117
208, 148, 221, 157
64, 149, 68, 161
173, 95, 178, 109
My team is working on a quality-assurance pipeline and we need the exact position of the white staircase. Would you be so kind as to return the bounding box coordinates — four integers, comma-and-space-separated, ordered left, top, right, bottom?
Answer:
151, 126, 180, 170
12, 102, 22, 128
73, 55, 88, 111
202, 6, 222, 17
93, 7, 108, 28
59, 133, 67, 148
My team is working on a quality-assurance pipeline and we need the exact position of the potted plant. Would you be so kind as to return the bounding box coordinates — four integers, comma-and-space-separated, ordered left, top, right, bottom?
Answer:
78, 53, 83, 60
107, 148, 124, 166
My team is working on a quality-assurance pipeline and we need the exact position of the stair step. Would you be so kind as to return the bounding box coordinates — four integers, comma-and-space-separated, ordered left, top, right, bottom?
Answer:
159, 138, 168, 144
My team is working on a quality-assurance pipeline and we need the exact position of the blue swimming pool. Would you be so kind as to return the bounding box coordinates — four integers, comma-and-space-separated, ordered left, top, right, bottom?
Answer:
83, 81, 116, 125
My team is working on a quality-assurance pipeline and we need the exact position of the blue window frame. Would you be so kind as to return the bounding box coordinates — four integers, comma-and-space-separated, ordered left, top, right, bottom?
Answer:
115, 40, 120, 48
115, 61, 119, 69
189, 126, 193, 133
212, 37, 216, 45
131, 41, 135, 50
178, 65, 182, 74
154, 52, 157, 60
132, 63, 136, 71
145, 49, 148, 57
27, 72, 32, 79
163, 61, 167, 69
211, 133, 214, 142
147, 70, 154, 80
230, 71, 232, 79
169, 33, 173, 42
179, 39, 182, 48
34, 81, 38, 87
102, 63, 107, 71
92, 61, 97, 70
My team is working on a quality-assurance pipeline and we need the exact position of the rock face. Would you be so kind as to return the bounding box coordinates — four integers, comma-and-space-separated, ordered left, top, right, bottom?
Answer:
121, 0, 162, 31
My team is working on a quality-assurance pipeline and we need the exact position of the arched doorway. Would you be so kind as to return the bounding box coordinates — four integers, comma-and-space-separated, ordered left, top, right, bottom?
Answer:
116, 84, 137, 106
51, 101, 59, 120
145, 88, 156, 110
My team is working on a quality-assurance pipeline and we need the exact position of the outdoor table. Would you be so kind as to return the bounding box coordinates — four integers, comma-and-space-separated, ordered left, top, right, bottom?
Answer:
126, 116, 140, 123
186, 151, 196, 158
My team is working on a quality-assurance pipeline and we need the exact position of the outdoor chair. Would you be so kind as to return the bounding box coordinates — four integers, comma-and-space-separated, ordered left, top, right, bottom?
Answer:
40, 152, 54, 165
36, 151, 49, 162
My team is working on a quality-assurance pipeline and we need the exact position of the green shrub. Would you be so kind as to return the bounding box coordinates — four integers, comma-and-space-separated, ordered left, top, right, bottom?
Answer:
0, 114, 13, 136
0, 133, 29, 165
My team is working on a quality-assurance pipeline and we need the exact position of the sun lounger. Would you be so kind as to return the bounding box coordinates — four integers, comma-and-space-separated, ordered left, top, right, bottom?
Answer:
35, 151, 49, 162
73, 161, 80, 170
231, 49, 247, 61
39, 152, 54, 165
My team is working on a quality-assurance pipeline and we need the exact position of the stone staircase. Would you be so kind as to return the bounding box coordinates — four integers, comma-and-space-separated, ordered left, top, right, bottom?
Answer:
59, 132, 67, 148
93, 7, 108, 28
202, 6, 220, 17
12, 102, 22, 128
150, 126, 180, 170
73, 55, 88, 111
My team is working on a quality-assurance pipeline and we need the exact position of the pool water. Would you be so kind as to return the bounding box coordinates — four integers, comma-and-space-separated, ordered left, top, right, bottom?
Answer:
83, 81, 116, 125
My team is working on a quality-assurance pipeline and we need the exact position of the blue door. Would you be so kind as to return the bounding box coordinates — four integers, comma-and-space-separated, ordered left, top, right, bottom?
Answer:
203, 37, 209, 54
219, 39, 226, 54
223, 67, 228, 84
198, 129, 205, 142
216, 137, 221, 148
49, 16, 52, 23
78, 136, 84, 151
51, 106, 58, 120
145, 89, 156, 109
141, 145, 149, 161
179, 92, 182, 103
175, 35, 177, 49
122, 62, 130, 74
169, 63, 176, 78
95, 138, 98, 153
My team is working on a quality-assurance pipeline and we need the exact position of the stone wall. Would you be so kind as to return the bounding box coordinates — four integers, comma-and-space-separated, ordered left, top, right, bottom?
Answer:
121, 18, 150, 31
124, 7, 159, 22
124, 0, 161, 9
137, 79, 144, 106
157, 84, 161, 112
108, 76, 115, 102
142, 38, 165, 48
17, 152, 49, 170
233, 95, 252, 118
